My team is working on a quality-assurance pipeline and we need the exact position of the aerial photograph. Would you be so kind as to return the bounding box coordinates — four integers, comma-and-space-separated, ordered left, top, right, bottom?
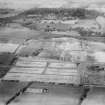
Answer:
0, 0, 105, 105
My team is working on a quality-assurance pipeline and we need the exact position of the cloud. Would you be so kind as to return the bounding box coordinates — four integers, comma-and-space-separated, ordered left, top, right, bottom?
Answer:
0, 0, 39, 9
38, 0, 67, 8
62, 2, 88, 8
0, 0, 67, 9
0, 0, 105, 10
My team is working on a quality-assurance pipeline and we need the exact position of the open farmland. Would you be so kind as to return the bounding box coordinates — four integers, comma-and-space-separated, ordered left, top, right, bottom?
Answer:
1, 32, 105, 105
0, 6, 105, 105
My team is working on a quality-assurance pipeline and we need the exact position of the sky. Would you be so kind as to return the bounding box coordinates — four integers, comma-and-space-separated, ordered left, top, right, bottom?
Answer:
0, 0, 105, 10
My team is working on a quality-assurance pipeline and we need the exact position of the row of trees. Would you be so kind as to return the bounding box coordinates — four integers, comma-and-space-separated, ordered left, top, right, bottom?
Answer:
22, 8, 102, 19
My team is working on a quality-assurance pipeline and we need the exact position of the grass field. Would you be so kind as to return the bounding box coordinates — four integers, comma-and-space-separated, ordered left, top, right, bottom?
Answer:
81, 87, 105, 105
0, 81, 28, 105
0, 25, 42, 44
7, 83, 83, 105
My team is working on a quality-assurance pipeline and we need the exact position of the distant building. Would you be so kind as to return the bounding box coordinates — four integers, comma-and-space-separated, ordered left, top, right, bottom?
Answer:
61, 19, 78, 25
44, 13, 57, 20
27, 14, 42, 18
72, 19, 99, 31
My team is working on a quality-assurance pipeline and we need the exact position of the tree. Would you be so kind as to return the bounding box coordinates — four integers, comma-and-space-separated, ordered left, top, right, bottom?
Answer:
72, 8, 86, 19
